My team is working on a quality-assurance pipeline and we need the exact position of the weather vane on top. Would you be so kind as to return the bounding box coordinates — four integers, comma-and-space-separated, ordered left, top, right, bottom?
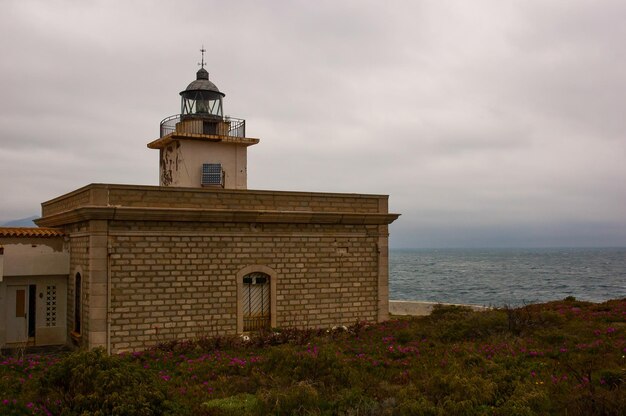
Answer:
199, 45, 206, 69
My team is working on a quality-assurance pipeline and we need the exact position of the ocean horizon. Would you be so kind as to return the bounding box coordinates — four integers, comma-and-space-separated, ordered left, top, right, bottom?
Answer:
389, 247, 626, 307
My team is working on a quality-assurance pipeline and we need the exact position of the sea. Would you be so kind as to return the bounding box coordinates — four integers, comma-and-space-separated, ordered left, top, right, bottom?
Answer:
389, 247, 626, 307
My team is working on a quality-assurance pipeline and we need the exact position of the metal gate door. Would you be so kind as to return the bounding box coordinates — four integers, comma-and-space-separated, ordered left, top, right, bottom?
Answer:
242, 272, 270, 331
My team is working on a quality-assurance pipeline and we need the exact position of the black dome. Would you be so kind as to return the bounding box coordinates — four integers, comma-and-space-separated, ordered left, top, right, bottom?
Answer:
180, 68, 225, 98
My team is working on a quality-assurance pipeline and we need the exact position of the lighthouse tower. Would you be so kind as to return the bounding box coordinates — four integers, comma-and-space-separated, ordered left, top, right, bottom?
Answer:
148, 54, 259, 189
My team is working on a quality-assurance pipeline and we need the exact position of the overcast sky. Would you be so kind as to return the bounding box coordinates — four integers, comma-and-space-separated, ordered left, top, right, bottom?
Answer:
1, 0, 625, 248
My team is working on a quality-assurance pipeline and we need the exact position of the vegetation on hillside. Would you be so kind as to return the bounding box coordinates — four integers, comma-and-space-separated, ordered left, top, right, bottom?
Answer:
1, 297, 624, 415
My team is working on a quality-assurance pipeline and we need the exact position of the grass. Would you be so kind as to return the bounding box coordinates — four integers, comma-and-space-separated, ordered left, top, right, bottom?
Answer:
0, 297, 624, 415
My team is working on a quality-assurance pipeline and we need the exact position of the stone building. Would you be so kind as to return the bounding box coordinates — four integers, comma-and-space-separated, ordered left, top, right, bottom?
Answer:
1, 64, 399, 353
0, 228, 68, 348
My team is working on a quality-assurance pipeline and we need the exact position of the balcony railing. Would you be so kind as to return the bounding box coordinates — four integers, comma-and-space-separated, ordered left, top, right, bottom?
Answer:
159, 114, 246, 138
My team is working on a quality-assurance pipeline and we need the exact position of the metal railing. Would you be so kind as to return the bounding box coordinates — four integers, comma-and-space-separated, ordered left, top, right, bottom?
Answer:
159, 114, 246, 138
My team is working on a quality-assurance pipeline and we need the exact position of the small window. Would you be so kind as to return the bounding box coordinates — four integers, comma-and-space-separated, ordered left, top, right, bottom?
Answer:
74, 273, 82, 334
203, 121, 217, 135
0, 246, 4, 282
202, 163, 223, 186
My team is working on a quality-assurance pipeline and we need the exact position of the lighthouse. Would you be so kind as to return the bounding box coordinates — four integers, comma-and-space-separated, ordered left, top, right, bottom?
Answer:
16, 50, 399, 353
148, 53, 259, 189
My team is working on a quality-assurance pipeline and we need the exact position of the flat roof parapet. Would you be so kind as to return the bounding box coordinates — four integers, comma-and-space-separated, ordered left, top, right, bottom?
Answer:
37, 184, 400, 228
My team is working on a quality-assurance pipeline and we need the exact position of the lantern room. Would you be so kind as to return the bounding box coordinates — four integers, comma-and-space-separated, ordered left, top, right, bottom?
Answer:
180, 67, 224, 119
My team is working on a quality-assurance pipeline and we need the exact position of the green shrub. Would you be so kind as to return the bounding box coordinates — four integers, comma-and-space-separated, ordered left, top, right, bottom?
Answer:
395, 329, 414, 344
564, 390, 616, 416
257, 381, 320, 415
1, 299, 623, 414
394, 398, 439, 416
202, 393, 259, 416
38, 348, 171, 416
332, 387, 379, 415
428, 308, 509, 341
394, 385, 438, 416
598, 369, 624, 389
425, 373, 497, 406
261, 343, 352, 387
493, 385, 551, 416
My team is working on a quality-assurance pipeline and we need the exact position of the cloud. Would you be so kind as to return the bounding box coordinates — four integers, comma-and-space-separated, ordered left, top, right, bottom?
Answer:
0, 0, 625, 248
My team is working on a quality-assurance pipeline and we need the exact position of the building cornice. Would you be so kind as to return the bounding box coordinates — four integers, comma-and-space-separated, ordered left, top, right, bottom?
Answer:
147, 132, 259, 149
36, 206, 399, 228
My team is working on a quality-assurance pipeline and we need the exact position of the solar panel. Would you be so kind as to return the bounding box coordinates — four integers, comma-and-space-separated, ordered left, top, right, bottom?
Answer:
202, 163, 222, 186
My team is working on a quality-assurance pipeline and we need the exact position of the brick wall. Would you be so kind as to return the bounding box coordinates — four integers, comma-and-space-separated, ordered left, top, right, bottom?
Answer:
107, 221, 382, 352
40, 184, 397, 353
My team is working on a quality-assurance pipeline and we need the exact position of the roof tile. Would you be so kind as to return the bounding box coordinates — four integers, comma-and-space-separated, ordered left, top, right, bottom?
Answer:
0, 227, 64, 238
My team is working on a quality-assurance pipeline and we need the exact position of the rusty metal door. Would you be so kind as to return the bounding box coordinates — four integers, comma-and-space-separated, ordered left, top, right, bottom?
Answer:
242, 273, 270, 331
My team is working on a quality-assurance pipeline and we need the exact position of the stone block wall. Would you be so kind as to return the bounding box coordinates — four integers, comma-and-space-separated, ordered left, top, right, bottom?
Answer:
67, 222, 88, 346
41, 189, 91, 218
105, 187, 383, 213
37, 184, 398, 353
41, 184, 386, 216
107, 220, 383, 353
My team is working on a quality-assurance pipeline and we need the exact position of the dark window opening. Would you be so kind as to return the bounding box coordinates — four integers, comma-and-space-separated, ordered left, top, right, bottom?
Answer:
203, 121, 217, 135
28, 285, 36, 338
74, 273, 82, 334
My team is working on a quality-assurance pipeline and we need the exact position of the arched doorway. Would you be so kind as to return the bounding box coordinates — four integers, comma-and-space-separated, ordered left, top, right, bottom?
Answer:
241, 272, 271, 331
